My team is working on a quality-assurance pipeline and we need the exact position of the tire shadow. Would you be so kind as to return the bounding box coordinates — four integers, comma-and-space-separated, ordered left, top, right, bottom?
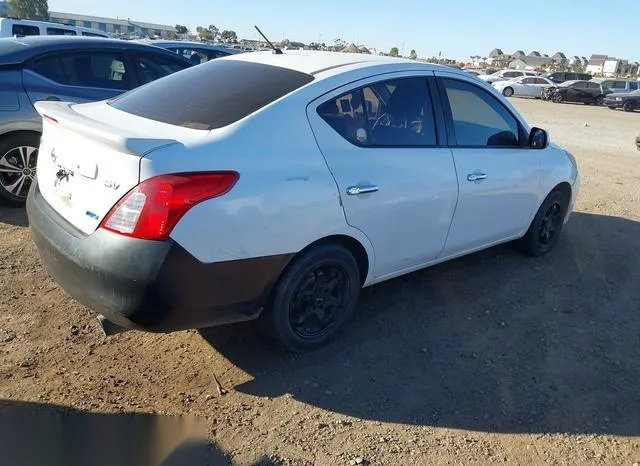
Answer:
201, 212, 640, 437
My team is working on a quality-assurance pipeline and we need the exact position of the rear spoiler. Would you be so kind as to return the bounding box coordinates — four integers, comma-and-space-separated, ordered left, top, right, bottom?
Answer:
34, 101, 179, 156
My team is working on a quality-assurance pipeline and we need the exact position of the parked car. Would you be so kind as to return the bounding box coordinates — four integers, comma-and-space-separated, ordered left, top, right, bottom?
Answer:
542, 71, 592, 84
492, 76, 555, 98
478, 69, 537, 84
551, 80, 612, 105
26, 51, 580, 352
135, 39, 240, 65
0, 36, 193, 204
603, 89, 640, 112
0, 17, 108, 38
591, 78, 639, 94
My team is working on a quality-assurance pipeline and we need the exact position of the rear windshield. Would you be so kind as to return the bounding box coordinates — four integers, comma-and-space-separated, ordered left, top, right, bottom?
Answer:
109, 59, 315, 130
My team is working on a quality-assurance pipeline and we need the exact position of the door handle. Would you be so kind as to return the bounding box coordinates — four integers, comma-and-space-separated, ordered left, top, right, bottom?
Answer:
44, 96, 61, 101
346, 184, 379, 195
467, 173, 488, 182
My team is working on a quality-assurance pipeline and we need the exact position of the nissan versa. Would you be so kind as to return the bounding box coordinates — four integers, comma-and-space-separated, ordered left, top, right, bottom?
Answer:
27, 51, 580, 352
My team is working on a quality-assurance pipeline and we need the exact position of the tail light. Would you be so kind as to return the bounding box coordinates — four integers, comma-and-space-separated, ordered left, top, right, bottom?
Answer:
100, 172, 239, 241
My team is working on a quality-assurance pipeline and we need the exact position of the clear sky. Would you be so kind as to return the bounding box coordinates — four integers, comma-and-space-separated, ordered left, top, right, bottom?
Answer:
49, 0, 640, 62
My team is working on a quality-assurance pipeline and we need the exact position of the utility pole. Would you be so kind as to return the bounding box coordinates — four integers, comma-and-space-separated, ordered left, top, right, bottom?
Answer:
401, 42, 405, 56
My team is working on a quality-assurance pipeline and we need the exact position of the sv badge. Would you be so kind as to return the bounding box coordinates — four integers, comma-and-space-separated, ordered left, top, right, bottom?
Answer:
103, 180, 120, 190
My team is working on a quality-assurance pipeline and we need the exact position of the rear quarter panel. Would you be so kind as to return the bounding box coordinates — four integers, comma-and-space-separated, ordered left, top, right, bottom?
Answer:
0, 69, 41, 136
143, 93, 376, 282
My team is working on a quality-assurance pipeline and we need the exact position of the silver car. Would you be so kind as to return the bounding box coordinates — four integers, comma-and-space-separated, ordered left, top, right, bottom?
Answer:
0, 36, 192, 204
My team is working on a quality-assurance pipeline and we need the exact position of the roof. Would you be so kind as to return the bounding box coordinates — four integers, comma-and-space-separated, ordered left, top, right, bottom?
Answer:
529, 51, 541, 57
227, 50, 447, 76
49, 11, 174, 31
0, 36, 185, 64
511, 56, 552, 67
588, 54, 607, 66
489, 48, 503, 57
552, 52, 566, 59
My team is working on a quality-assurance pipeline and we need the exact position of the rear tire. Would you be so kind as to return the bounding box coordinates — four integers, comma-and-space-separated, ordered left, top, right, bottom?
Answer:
503, 87, 514, 97
623, 101, 636, 112
260, 244, 361, 353
0, 132, 40, 205
518, 190, 568, 257
595, 95, 604, 106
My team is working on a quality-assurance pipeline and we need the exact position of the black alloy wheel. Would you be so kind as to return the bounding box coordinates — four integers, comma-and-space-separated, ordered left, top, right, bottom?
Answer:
518, 190, 568, 257
261, 244, 360, 352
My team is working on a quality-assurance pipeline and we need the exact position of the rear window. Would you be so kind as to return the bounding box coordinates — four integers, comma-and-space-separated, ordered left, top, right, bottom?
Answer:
109, 60, 315, 130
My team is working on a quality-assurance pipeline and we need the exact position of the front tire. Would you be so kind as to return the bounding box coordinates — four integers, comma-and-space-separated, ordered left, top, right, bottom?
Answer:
0, 132, 40, 205
518, 190, 568, 257
552, 93, 563, 103
623, 101, 636, 112
261, 244, 361, 353
503, 87, 514, 97
595, 95, 604, 106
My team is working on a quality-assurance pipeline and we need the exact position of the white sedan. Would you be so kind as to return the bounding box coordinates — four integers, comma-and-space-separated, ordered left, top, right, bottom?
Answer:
26, 50, 580, 352
493, 76, 556, 98
477, 69, 537, 84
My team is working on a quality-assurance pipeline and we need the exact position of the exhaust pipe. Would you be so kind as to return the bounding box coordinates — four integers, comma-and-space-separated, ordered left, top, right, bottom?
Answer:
97, 314, 128, 337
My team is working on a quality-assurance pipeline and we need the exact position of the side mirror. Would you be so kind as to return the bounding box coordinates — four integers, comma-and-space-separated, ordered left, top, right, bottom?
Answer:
529, 127, 549, 150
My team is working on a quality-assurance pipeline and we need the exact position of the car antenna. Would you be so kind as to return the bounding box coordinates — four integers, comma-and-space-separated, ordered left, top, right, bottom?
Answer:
254, 25, 282, 54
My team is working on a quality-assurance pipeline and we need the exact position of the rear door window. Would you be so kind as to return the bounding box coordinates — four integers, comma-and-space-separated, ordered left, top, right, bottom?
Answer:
109, 59, 315, 129
12, 24, 40, 36
318, 77, 437, 147
130, 52, 191, 84
30, 51, 132, 90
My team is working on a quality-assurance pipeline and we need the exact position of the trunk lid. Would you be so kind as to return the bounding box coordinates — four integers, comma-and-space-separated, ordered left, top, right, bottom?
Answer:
34, 101, 190, 235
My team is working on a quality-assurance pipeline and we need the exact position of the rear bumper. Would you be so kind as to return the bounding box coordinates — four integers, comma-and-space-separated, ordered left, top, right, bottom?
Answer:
26, 182, 292, 332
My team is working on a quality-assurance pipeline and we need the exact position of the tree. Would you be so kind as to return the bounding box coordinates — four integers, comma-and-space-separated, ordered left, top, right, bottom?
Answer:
174, 24, 188, 35
409, 49, 417, 60
196, 26, 213, 41
8, 0, 49, 20
208, 25, 219, 41
219, 30, 237, 43
166, 31, 178, 40
389, 47, 399, 57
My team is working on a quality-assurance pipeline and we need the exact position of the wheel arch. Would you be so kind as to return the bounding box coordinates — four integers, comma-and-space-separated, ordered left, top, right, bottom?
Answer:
0, 129, 42, 144
292, 234, 371, 287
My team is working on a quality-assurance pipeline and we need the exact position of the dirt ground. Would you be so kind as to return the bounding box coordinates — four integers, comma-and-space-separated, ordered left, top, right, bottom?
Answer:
1, 98, 639, 466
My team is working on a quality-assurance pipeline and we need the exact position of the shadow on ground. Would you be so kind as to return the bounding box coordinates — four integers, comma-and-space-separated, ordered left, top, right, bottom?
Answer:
202, 212, 640, 437
0, 202, 28, 227
0, 399, 289, 466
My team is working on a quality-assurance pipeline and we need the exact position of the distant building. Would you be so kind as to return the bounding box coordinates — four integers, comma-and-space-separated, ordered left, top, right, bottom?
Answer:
510, 56, 552, 70
528, 51, 541, 57
569, 56, 583, 66
49, 11, 175, 38
512, 50, 526, 59
586, 54, 607, 74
